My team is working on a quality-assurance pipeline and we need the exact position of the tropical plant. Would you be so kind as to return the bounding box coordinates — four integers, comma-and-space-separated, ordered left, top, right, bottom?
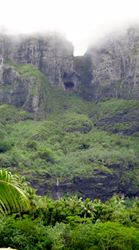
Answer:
0, 169, 30, 215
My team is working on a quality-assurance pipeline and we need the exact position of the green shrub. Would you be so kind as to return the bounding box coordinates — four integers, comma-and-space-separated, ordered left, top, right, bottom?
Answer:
26, 140, 37, 150
0, 141, 12, 153
70, 222, 139, 250
0, 216, 52, 250
38, 148, 56, 163
63, 113, 93, 133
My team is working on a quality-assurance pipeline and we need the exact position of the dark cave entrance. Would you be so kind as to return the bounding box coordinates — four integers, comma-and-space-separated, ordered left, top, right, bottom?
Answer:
64, 81, 75, 90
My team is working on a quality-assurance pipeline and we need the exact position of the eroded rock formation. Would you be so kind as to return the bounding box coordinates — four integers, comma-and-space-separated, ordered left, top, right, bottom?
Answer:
80, 27, 139, 100
0, 33, 79, 89
0, 27, 139, 111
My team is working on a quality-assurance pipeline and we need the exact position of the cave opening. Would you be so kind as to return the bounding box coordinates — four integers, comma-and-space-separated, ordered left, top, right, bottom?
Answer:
64, 81, 75, 89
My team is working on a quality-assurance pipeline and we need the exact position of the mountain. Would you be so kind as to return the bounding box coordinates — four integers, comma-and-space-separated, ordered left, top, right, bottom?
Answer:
0, 27, 139, 109
0, 27, 139, 200
0, 33, 78, 84
75, 27, 139, 100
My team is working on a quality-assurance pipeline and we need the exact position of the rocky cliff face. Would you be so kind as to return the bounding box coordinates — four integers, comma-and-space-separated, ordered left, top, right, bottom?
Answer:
0, 28, 139, 111
0, 64, 47, 112
80, 27, 139, 100
0, 33, 80, 111
0, 65, 26, 107
0, 33, 79, 89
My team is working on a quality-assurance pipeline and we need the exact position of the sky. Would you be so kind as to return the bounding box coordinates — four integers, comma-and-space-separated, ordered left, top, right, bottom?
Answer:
0, 0, 139, 55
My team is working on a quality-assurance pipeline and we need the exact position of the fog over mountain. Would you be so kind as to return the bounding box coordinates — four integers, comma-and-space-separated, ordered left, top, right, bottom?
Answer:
0, 0, 139, 55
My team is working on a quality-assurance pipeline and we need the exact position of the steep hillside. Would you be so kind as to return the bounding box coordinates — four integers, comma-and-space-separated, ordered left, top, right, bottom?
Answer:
0, 28, 139, 200
0, 64, 138, 200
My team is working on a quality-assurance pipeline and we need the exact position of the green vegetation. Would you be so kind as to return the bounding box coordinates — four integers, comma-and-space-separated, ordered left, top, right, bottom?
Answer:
1, 186, 139, 249
0, 104, 32, 123
1, 109, 138, 181
0, 82, 139, 197
0, 170, 30, 214
0, 61, 139, 249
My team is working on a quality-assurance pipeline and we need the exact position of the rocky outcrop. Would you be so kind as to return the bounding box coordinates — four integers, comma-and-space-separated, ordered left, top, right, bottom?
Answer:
80, 27, 139, 100
0, 33, 79, 89
30, 164, 139, 201
0, 64, 45, 112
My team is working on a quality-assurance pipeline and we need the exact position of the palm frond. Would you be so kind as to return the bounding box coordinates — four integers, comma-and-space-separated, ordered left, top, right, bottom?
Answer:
0, 170, 31, 214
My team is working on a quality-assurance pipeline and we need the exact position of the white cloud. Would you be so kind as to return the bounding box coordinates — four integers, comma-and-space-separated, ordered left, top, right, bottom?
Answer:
0, 0, 139, 54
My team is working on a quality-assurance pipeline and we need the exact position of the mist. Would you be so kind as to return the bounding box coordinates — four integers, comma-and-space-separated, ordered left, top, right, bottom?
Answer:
0, 0, 139, 55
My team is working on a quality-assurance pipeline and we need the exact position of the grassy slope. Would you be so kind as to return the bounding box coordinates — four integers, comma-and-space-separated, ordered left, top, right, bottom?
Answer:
0, 63, 139, 197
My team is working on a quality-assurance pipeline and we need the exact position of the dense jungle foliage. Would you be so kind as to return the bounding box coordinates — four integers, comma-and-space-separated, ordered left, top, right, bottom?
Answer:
0, 64, 139, 249
1, 176, 139, 250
